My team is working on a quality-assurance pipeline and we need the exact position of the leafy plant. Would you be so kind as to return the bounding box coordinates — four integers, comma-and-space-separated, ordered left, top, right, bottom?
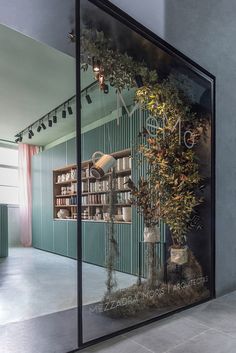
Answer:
135, 78, 206, 247
81, 29, 158, 90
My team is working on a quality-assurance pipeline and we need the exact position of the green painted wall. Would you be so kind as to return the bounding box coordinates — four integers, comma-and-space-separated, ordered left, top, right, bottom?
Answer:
32, 110, 164, 274
32, 138, 77, 259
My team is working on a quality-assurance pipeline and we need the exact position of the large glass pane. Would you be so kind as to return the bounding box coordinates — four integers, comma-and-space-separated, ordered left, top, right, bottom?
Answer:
80, 0, 214, 345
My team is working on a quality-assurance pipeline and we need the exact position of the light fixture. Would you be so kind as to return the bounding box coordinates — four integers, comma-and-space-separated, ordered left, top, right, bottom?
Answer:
37, 125, 42, 133
41, 121, 46, 130
62, 105, 66, 118
28, 132, 32, 139
92, 56, 101, 73
53, 114, 57, 124
85, 92, 92, 104
90, 151, 116, 179
103, 84, 109, 94
134, 74, 144, 88
15, 134, 23, 143
29, 128, 34, 136
48, 119, 53, 127
67, 105, 73, 115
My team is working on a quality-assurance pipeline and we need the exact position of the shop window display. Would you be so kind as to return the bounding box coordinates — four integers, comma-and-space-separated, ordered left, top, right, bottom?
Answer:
79, 0, 215, 347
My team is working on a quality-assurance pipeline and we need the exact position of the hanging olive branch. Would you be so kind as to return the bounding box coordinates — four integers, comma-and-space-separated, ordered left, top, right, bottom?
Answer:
81, 28, 208, 247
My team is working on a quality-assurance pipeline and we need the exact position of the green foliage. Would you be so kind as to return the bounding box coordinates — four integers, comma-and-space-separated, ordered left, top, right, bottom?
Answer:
135, 78, 206, 246
81, 29, 158, 90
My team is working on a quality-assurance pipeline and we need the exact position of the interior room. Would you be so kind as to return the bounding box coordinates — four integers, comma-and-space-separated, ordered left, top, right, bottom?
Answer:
0, 21, 80, 353
0, 1, 215, 352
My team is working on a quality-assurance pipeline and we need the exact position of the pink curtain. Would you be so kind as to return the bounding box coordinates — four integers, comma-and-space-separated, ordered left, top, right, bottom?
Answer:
18, 144, 39, 247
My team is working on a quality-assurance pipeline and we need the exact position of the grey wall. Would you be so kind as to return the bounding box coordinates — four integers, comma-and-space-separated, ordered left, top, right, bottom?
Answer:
0, 0, 75, 57
110, 0, 235, 296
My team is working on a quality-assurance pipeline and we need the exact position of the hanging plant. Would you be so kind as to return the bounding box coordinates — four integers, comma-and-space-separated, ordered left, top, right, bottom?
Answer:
81, 29, 158, 90
135, 77, 206, 251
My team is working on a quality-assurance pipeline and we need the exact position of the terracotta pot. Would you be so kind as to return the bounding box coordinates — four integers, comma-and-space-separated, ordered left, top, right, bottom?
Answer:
170, 246, 188, 265
144, 225, 160, 243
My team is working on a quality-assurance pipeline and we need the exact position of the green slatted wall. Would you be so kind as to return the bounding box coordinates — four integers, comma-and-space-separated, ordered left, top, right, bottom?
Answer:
32, 109, 165, 275
32, 138, 78, 259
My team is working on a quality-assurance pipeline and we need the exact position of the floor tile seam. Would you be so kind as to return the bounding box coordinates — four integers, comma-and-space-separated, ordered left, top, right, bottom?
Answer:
182, 315, 215, 330
121, 334, 155, 353
207, 327, 236, 340
162, 328, 213, 353
182, 316, 236, 339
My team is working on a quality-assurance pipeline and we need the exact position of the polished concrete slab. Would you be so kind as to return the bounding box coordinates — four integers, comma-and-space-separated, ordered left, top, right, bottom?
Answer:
0, 247, 136, 325
80, 291, 236, 353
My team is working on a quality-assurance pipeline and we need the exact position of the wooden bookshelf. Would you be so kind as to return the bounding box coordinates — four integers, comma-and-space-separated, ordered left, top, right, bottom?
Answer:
53, 148, 132, 223
53, 164, 77, 220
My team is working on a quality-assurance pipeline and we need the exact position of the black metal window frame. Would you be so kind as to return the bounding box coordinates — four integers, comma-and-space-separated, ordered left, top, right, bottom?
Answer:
75, 0, 216, 350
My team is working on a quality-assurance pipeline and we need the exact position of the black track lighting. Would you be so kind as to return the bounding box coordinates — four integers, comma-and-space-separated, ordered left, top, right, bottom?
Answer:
15, 94, 76, 142
67, 105, 73, 115
41, 121, 46, 130
92, 56, 101, 73
134, 74, 144, 88
103, 84, 109, 94
62, 105, 66, 118
29, 128, 34, 137
85, 93, 92, 104
15, 134, 22, 143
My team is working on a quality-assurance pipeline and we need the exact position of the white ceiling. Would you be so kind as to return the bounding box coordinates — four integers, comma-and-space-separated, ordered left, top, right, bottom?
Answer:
0, 24, 135, 147
0, 24, 76, 146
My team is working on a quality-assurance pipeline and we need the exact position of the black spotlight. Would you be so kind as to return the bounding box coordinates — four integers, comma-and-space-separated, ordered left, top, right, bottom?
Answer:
37, 125, 42, 133
48, 119, 53, 127
134, 74, 144, 88
67, 105, 73, 115
29, 128, 34, 137
53, 115, 57, 123
85, 94, 92, 104
62, 105, 66, 118
28, 132, 32, 139
16, 135, 23, 143
41, 121, 46, 130
92, 56, 101, 73
103, 84, 109, 94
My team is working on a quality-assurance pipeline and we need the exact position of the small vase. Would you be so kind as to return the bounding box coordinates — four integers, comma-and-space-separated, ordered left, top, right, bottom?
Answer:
144, 225, 160, 243
170, 246, 188, 265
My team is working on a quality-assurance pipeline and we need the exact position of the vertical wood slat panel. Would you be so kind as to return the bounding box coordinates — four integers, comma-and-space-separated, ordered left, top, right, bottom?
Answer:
81, 109, 166, 276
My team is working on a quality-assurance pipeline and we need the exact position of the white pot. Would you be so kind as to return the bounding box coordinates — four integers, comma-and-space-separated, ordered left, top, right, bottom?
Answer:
122, 207, 131, 222
170, 246, 188, 265
144, 226, 160, 243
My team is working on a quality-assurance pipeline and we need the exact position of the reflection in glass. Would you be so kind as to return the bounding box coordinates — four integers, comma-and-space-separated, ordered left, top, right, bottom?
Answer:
80, 0, 213, 344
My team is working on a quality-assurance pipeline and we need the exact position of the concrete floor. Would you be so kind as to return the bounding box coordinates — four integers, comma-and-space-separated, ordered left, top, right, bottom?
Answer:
80, 291, 236, 353
0, 247, 136, 325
